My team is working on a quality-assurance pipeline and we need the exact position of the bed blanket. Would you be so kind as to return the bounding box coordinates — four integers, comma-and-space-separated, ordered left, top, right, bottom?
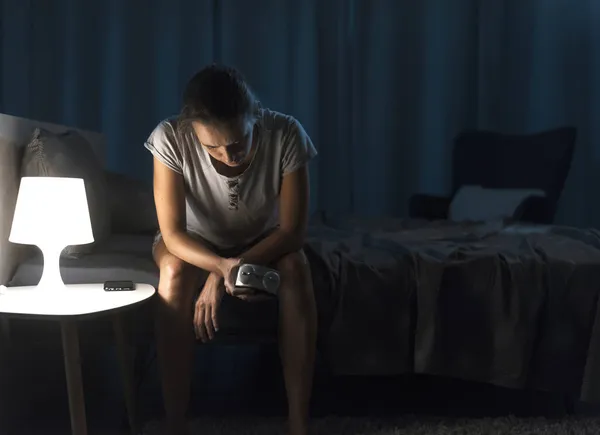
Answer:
305, 218, 600, 402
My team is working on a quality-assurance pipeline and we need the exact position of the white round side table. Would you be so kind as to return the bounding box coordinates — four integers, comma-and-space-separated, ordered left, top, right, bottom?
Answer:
0, 283, 155, 435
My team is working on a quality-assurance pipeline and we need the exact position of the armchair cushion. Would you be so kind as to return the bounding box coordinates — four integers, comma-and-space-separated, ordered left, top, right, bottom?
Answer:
409, 127, 575, 224
451, 127, 575, 223
448, 185, 546, 222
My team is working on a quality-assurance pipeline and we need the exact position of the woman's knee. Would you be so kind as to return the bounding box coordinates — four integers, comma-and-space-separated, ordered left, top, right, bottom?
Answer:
277, 250, 310, 282
157, 254, 198, 306
277, 251, 313, 298
161, 256, 188, 284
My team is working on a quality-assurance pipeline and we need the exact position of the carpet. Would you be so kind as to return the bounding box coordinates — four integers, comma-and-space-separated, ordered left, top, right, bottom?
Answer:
143, 415, 600, 434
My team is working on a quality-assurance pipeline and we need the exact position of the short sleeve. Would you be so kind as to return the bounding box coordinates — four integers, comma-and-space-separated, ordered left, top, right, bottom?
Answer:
281, 118, 318, 175
144, 120, 183, 174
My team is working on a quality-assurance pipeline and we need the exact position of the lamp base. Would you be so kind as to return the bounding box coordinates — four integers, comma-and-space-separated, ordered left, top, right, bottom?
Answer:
36, 245, 66, 291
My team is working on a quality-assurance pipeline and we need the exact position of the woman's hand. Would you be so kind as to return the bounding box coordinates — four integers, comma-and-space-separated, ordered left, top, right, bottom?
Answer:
193, 272, 226, 342
217, 257, 243, 294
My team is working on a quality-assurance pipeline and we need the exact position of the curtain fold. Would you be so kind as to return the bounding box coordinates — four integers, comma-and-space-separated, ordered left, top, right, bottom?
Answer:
1, 0, 599, 226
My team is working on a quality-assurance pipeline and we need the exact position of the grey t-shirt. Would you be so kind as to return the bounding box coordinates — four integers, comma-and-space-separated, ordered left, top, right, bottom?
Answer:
144, 108, 317, 251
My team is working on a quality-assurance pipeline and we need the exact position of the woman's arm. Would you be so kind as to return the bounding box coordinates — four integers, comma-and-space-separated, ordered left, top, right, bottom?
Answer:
240, 165, 309, 265
153, 157, 225, 275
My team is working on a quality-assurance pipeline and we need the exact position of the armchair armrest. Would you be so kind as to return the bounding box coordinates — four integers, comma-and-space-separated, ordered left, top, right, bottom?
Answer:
513, 196, 554, 225
409, 194, 451, 220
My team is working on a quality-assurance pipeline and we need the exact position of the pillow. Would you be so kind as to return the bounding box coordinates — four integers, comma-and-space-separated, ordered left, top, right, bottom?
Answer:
105, 171, 158, 234
449, 185, 546, 222
20, 128, 111, 257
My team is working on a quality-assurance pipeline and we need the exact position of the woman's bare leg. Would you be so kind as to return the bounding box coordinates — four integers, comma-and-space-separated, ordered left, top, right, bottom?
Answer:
153, 239, 204, 435
276, 250, 317, 435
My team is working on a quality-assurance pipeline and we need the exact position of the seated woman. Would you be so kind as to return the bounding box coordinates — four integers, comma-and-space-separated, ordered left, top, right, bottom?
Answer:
145, 64, 318, 435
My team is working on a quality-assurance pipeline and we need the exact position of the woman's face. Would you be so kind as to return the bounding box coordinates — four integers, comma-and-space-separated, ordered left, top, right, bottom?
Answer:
192, 117, 254, 167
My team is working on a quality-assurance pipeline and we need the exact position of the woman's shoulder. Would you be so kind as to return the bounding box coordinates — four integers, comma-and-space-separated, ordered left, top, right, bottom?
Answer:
148, 117, 179, 141
146, 117, 194, 153
257, 108, 301, 135
255, 109, 317, 173
144, 117, 187, 173
258, 108, 313, 151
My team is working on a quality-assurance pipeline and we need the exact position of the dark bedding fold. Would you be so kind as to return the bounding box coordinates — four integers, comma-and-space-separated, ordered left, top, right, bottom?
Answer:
306, 219, 600, 402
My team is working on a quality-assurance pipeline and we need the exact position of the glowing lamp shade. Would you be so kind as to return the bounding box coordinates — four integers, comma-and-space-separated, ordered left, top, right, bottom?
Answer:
9, 177, 94, 290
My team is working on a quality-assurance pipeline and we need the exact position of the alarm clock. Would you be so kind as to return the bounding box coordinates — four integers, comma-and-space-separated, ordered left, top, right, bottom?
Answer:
233, 264, 281, 296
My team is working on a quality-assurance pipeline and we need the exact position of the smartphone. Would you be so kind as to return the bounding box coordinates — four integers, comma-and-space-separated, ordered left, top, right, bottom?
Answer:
104, 280, 135, 291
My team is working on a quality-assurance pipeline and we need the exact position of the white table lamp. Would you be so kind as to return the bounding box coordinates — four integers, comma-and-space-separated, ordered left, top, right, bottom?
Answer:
9, 177, 94, 290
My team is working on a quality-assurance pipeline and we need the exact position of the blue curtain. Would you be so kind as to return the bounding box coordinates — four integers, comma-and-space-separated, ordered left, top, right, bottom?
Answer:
1, 0, 599, 227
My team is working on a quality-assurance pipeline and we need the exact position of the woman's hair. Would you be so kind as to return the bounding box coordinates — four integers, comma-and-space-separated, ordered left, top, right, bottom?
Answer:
179, 64, 259, 129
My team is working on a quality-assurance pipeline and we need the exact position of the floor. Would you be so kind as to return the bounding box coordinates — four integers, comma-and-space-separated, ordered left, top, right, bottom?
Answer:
0, 333, 597, 434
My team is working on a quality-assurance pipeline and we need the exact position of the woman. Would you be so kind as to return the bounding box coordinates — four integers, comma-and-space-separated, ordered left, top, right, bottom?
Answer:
145, 64, 318, 435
